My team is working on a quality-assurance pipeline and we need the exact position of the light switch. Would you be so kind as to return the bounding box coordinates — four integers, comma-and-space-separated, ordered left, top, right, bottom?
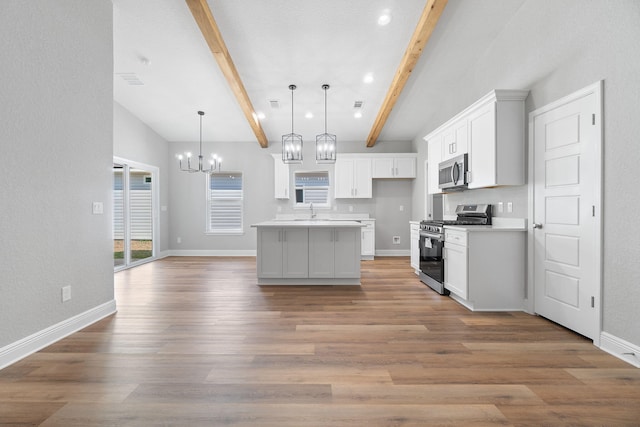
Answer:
92, 202, 103, 215
498, 202, 504, 213
507, 202, 513, 213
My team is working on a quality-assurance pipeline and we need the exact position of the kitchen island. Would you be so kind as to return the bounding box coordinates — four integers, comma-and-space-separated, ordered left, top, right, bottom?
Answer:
252, 220, 364, 285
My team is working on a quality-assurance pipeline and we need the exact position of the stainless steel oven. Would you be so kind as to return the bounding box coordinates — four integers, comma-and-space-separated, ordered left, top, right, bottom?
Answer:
418, 226, 447, 295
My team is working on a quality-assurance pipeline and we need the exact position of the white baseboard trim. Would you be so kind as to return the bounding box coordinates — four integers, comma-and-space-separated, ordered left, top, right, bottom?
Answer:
168, 249, 257, 257
375, 249, 410, 256
599, 332, 640, 368
157, 250, 171, 259
0, 300, 117, 370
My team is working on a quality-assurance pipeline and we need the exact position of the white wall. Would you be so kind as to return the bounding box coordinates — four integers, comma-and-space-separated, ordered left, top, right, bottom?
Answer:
0, 1, 114, 347
169, 140, 415, 252
411, 0, 640, 346
114, 102, 170, 253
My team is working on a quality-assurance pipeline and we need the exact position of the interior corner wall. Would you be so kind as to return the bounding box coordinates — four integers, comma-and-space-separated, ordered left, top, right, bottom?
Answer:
114, 102, 170, 253
0, 0, 114, 347
410, 0, 640, 346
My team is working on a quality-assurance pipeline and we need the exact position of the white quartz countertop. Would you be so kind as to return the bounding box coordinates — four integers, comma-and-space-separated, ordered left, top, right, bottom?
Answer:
251, 220, 365, 228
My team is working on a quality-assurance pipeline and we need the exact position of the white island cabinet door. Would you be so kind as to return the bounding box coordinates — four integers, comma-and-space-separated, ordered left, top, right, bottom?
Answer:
308, 228, 335, 278
282, 228, 309, 278
334, 228, 361, 278
257, 228, 283, 278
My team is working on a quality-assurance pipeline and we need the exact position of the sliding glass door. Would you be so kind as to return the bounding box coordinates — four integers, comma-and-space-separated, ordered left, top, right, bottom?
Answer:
113, 158, 159, 270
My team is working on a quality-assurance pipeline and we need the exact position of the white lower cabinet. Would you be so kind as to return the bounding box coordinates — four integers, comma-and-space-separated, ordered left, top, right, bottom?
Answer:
257, 228, 308, 278
443, 227, 525, 311
410, 222, 420, 273
360, 220, 375, 260
309, 228, 360, 278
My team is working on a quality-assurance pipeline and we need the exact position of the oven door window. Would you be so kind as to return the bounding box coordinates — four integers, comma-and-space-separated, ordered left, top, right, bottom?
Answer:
419, 235, 444, 283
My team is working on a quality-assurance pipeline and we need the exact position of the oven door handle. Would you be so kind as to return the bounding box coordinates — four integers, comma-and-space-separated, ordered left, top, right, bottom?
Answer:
420, 231, 443, 241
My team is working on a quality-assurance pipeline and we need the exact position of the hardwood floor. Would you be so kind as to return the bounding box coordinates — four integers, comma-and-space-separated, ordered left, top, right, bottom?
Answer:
1, 256, 639, 426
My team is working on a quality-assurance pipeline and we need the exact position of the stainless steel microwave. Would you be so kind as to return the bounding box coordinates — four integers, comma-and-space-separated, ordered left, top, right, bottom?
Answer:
438, 153, 468, 191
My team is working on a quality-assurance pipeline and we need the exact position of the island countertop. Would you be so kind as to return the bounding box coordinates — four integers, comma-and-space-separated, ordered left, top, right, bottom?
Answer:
251, 220, 365, 228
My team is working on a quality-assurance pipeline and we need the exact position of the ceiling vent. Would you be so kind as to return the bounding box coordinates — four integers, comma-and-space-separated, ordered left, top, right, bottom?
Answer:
269, 100, 280, 109
116, 73, 144, 86
353, 101, 364, 109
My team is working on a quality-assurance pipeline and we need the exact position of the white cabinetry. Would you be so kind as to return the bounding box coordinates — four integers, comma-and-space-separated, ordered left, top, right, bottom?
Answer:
360, 220, 375, 260
467, 92, 527, 189
335, 157, 372, 198
272, 154, 290, 199
424, 90, 528, 194
441, 118, 468, 161
372, 156, 416, 178
410, 222, 420, 273
427, 136, 442, 194
257, 228, 308, 278
309, 228, 360, 278
443, 229, 468, 300
443, 227, 525, 311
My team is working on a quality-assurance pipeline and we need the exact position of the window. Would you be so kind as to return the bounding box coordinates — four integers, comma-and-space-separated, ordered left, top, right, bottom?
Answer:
294, 171, 330, 207
207, 172, 243, 234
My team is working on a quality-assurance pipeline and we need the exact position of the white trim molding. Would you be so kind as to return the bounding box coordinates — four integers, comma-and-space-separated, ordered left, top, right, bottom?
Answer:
0, 300, 117, 370
375, 249, 410, 257
169, 250, 257, 257
600, 332, 640, 368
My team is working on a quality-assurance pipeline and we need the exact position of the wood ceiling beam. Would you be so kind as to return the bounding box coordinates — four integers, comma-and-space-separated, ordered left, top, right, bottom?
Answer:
366, 0, 448, 147
186, 0, 269, 148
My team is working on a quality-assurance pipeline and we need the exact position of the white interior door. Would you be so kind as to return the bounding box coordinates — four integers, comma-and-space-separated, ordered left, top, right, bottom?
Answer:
530, 82, 602, 341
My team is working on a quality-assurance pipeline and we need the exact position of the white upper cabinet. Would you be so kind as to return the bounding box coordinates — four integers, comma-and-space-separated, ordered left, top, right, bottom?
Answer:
427, 134, 442, 194
272, 154, 290, 199
335, 156, 372, 198
441, 118, 468, 161
371, 155, 417, 178
424, 89, 528, 193
467, 92, 527, 189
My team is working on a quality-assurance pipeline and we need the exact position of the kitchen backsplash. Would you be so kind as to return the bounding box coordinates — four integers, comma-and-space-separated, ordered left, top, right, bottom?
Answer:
443, 185, 528, 218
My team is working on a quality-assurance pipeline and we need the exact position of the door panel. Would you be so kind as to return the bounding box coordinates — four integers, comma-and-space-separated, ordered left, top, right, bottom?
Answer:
532, 88, 599, 340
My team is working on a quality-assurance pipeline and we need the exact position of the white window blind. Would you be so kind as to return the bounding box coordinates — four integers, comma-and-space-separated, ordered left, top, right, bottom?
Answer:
295, 171, 329, 206
207, 172, 243, 234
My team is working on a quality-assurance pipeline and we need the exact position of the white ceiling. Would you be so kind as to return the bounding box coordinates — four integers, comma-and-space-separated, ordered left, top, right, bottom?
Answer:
113, 0, 525, 146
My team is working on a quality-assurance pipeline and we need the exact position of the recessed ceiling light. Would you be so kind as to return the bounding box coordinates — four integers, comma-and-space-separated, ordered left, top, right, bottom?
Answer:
363, 73, 374, 84
256, 112, 266, 120
378, 10, 391, 26
305, 112, 314, 119
354, 111, 363, 119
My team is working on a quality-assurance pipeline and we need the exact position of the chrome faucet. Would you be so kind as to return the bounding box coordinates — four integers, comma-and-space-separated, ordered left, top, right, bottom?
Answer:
310, 202, 316, 219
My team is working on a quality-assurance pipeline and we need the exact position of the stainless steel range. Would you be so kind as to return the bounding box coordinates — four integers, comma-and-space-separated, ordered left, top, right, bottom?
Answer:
418, 204, 492, 294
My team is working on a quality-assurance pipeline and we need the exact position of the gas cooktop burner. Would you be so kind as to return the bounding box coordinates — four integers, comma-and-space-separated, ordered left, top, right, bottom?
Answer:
420, 204, 492, 229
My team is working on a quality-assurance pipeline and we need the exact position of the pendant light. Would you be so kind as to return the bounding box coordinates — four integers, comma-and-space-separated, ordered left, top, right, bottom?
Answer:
177, 111, 222, 173
316, 84, 336, 164
282, 84, 303, 164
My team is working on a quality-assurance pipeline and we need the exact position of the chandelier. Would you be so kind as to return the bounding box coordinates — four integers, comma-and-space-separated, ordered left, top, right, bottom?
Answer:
282, 84, 303, 164
316, 84, 336, 164
177, 111, 222, 173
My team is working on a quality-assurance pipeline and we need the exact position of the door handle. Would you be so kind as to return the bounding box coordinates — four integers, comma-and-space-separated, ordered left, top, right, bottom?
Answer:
533, 223, 543, 229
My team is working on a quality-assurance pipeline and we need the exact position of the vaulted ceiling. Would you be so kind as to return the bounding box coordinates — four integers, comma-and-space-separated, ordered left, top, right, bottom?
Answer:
112, 0, 525, 146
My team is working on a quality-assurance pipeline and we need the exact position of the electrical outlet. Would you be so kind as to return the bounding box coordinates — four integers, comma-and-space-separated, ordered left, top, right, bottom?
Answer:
177, 237, 182, 244
507, 202, 513, 213
399, 205, 404, 212
61, 286, 71, 302
92, 202, 103, 215
498, 202, 504, 213
393, 236, 401, 245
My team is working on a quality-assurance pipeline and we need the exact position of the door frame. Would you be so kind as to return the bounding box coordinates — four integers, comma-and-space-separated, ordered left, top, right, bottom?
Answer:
526, 80, 603, 345
113, 156, 160, 271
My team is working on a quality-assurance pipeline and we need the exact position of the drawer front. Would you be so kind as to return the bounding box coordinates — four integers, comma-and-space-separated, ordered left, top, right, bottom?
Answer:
360, 220, 375, 229
445, 229, 468, 246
